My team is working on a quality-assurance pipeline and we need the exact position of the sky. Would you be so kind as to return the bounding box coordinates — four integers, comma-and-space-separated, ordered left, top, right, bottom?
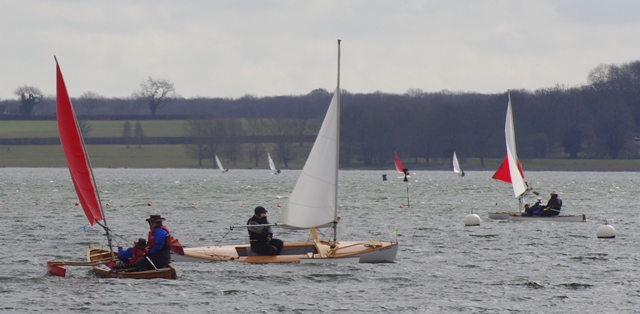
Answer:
2, 0, 640, 100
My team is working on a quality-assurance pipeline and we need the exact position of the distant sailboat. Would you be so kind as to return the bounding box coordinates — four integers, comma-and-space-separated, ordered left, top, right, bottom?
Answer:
215, 154, 228, 173
393, 152, 410, 208
268, 151, 280, 174
452, 152, 464, 177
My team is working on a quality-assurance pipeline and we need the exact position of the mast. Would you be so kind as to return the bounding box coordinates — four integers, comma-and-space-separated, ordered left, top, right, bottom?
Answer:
333, 39, 341, 245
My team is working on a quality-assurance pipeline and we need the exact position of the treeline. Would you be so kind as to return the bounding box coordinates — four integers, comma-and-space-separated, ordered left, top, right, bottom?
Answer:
2, 60, 640, 168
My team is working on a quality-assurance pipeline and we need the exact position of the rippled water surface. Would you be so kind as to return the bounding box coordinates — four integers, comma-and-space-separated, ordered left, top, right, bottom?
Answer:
1, 168, 639, 313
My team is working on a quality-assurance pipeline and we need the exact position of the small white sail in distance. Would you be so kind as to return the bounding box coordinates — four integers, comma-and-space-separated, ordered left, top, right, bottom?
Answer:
267, 151, 278, 174
452, 151, 462, 174
214, 154, 226, 173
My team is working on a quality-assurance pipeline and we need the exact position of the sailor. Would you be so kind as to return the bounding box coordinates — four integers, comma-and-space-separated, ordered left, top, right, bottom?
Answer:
541, 191, 562, 217
247, 206, 284, 256
135, 214, 172, 271
530, 197, 544, 216
116, 238, 148, 268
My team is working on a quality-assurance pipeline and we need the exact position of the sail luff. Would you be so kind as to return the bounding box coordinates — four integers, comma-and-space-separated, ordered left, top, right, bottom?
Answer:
56, 59, 104, 226
505, 91, 527, 197
334, 39, 341, 225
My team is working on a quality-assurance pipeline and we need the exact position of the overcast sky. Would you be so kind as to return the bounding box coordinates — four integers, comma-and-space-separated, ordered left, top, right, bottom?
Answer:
2, 0, 640, 100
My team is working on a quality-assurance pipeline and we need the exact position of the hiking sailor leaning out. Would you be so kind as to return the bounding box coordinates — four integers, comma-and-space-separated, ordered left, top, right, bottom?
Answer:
247, 206, 284, 256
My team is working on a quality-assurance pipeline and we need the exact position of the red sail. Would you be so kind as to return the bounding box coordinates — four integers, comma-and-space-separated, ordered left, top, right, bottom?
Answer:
394, 153, 405, 174
56, 60, 103, 226
492, 155, 524, 183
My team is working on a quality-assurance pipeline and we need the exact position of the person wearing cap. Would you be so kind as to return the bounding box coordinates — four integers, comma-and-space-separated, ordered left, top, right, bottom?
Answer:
135, 214, 173, 271
541, 191, 562, 217
247, 206, 283, 256
116, 238, 148, 268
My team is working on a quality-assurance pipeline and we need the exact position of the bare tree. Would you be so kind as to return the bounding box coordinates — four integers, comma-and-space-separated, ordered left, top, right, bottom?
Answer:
265, 118, 298, 168
185, 117, 212, 166
122, 121, 131, 149
14, 85, 43, 116
78, 120, 92, 138
77, 91, 104, 115
134, 120, 144, 148
133, 77, 176, 115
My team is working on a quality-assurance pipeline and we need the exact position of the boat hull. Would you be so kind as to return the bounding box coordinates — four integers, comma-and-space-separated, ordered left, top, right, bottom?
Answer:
488, 211, 515, 220
488, 212, 586, 222
508, 214, 586, 222
173, 240, 398, 264
88, 247, 177, 279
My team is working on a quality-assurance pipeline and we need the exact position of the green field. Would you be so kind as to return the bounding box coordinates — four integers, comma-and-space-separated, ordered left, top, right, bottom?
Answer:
1, 144, 639, 171
0, 120, 189, 138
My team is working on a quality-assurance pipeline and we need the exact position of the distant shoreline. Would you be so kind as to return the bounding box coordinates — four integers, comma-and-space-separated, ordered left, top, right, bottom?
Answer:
1, 145, 638, 172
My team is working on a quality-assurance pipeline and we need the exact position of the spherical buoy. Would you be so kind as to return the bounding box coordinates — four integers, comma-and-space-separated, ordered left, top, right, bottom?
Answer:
191, 202, 196, 206
464, 213, 482, 226
241, 204, 244, 207
277, 204, 281, 208
74, 202, 79, 206
105, 203, 110, 207
147, 202, 152, 206
399, 205, 404, 209
597, 223, 616, 239
35, 201, 40, 205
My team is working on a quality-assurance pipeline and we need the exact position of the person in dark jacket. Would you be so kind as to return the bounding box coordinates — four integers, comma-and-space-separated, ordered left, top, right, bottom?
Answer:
541, 191, 562, 217
530, 198, 544, 216
247, 206, 283, 256
135, 215, 172, 271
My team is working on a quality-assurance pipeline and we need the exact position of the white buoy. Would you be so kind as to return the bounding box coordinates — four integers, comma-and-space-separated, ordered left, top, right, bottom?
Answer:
464, 212, 481, 226
597, 220, 616, 239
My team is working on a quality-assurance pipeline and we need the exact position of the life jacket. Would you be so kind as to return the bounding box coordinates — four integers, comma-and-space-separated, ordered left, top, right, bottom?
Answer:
129, 246, 148, 264
247, 216, 271, 242
147, 225, 172, 248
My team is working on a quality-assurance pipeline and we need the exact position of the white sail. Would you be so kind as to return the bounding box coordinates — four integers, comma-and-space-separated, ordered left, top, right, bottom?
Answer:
278, 46, 340, 229
215, 154, 225, 172
505, 92, 527, 197
452, 151, 462, 174
268, 152, 277, 172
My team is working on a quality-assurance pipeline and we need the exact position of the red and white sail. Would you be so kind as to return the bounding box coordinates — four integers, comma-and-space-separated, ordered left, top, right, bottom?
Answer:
56, 59, 103, 226
492, 91, 527, 198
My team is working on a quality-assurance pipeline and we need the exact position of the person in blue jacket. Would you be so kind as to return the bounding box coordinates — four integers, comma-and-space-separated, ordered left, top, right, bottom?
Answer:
135, 215, 172, 271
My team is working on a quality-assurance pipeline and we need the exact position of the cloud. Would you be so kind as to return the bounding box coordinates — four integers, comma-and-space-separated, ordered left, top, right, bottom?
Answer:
1, 0, 640, 101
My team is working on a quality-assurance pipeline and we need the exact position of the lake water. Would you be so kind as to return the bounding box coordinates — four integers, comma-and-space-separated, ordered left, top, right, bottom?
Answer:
1, 168, 639, 313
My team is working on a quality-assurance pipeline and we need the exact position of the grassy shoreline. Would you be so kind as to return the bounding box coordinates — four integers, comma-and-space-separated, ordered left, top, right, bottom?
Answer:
1, 144, 639, 171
